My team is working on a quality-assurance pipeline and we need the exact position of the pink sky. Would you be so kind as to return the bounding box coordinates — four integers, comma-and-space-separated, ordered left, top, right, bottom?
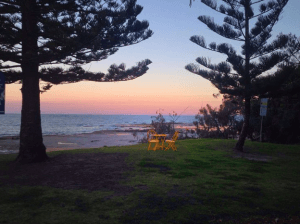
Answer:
5, 74, 222, 115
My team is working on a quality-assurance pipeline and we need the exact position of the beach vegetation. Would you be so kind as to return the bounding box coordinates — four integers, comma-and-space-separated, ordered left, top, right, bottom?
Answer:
151, 111, 173, 135
194, 95, 243, 139
186, 0, 300, 152
1, 139, 300, 223
0, 0, 153, 163
151, 109, 192, 139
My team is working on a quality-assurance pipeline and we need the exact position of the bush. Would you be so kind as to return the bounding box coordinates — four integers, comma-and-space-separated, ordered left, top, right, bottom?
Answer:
151, 112, 173, 134
194, 97, 242, 139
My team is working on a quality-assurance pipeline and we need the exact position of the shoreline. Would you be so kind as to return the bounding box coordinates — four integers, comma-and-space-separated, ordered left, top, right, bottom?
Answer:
0, 129, 149, 140
0, 130, 146, 154
0, 122, 196, 140
0, 123, 196, 155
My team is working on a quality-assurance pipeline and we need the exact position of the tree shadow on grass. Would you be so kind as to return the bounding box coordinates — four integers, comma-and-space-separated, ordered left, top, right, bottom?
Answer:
0, 152, 135, 195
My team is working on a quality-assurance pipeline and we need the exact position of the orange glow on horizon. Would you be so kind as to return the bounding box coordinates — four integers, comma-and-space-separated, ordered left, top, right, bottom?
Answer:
5, 74, 223, 116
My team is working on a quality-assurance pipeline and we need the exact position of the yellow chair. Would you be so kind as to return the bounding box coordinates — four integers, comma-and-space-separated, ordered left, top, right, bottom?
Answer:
165, 131, 179, 151
147, 130, 159, 151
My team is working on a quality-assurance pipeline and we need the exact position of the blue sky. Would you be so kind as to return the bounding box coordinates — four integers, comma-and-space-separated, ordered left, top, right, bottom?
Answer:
92, 0, 300, 70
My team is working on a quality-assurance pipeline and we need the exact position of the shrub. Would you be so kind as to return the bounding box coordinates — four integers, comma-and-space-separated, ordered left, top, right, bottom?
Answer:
151, 112, 172, 134
194, 97, 242, 139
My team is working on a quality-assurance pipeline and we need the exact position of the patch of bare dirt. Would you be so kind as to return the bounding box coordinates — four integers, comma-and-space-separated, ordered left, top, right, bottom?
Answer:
230, 147, 272, 162
0, 152, 135, 195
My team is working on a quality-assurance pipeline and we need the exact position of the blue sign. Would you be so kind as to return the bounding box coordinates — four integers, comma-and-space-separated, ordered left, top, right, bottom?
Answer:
0, 72, 5, 114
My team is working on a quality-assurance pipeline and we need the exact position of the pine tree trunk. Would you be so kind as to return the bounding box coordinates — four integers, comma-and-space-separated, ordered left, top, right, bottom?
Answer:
235, 97, 250, 151
16, 0, 48, 163
235, 0, 251, 152
16, 75, 48, 163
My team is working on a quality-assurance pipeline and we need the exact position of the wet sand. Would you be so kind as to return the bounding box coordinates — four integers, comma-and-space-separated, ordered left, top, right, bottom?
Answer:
0, 131, 146, 154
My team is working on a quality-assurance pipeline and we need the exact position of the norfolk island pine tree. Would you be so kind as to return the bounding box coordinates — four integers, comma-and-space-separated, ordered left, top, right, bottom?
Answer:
0, 0, 153, 163
186, 0, 300, 151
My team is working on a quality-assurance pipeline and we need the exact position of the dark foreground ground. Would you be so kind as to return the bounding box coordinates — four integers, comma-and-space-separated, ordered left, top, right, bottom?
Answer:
0, 153, 134, 194
0, 139, 300, 224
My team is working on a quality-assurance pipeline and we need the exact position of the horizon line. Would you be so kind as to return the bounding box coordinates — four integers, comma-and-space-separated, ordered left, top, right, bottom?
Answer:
1, 113, 196, 116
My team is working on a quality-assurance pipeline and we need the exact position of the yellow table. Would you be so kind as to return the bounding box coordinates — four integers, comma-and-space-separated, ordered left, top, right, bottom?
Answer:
152, 134, 167, 150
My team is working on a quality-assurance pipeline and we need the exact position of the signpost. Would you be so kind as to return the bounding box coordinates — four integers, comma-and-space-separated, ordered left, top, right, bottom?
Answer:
0, 72, 5, 115
259, 98, 268, 142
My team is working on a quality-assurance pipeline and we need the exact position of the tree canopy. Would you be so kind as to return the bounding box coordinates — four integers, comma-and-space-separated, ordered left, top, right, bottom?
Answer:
186, 0, 300, 151
1, 0, 153, 87
0, 0, 153, 163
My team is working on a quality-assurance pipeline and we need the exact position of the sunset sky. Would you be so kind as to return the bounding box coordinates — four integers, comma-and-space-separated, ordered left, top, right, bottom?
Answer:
5, 0, 300, 116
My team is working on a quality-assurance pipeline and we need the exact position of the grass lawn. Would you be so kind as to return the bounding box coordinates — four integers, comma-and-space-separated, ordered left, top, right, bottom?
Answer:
0, 139, 300, 224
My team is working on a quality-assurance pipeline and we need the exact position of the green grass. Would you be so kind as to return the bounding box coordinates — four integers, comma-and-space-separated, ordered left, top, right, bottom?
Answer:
1, 139, 300, 223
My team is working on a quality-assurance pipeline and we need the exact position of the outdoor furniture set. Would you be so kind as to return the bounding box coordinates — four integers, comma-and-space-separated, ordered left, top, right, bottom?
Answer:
147, 130, 179, 151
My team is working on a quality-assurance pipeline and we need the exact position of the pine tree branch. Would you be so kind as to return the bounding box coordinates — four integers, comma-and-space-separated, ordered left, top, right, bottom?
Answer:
289, 51, 300, 64
185, 63, 241, 86
252, 34, 299, 62
251, 0, 264, 5
250, 33, 290, 59
222, 0, 243, 8
251, 47, 283, 60
4, 59, 152, 85
198, 15, 244, 41
0, 1, 19, 7
250, 50, 298, 78
0, 64, 21, 69
202, 0, 243, 18
250, 8, 274, 19
0, 50, 22, 64
201, 0, 245, 23
225, 1, 246, 39
252, 64, 300, 97
190, 35, 244, 60
248, 8, 285, 58
250, 0, 288, 41
195, 56, 236, 75
0, 5, 19, 13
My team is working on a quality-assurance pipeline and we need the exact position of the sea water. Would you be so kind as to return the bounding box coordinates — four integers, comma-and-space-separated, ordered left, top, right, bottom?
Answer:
0, 114, 195, 137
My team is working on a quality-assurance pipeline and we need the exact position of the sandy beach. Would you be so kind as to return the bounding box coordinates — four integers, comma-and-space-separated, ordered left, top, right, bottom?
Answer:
0, 123, 196, 154
0, 130, 147, 154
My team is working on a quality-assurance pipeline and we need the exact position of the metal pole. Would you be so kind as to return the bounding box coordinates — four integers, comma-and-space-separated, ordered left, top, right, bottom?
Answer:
260, 116, 263, 142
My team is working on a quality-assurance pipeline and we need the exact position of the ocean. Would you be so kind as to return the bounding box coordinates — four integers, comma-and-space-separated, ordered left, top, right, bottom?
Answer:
0, 114, 196, 137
